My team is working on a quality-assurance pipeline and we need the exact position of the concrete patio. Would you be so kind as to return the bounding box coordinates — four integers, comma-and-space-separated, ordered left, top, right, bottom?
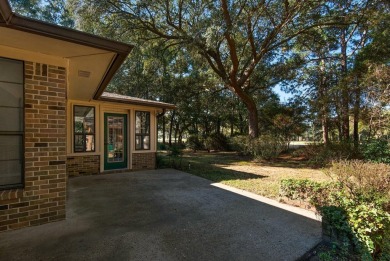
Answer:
0, 169, 322, 261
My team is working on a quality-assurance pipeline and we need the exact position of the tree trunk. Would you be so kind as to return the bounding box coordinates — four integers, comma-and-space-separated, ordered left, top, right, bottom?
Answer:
230, 119, 234, 137
226, 83, 259, 138
247, 106, 259, 138
340, 30, 350, 141
319, 58, 329, 145
353, 81, 360, 150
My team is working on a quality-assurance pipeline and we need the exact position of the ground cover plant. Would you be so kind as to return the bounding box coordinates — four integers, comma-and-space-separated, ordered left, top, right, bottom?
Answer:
280, 160, 390, 260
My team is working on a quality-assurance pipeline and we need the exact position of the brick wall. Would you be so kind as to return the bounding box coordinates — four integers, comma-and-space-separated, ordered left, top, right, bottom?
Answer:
67, 155, 100, 177
132, 152, 156, 170
0, 61, 67, 231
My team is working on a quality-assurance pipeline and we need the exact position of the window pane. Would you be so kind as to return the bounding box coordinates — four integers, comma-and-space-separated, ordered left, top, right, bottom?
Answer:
135, 136, 142, 150
135, 112, 141, 134
0, 58, 23, 84
0, 107, 23, 131
74, 106, 95, 134
0, 82, 23, 108
74, 106, 95, 152
0, 136, 22, 161
135, 111, 150, 150
0, 160, 22, 186
143, 136, 150, 150
74, 134, 84, 152
85, 135, 95, 152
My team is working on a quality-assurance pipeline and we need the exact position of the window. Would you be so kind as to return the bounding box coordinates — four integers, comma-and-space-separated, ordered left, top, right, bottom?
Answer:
0, 57, 24, 189
74, 105, 95, 152
135, 111, 150, 150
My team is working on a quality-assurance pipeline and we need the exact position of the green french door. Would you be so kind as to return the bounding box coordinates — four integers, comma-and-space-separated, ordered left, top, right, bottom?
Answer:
104, 113, 128, 170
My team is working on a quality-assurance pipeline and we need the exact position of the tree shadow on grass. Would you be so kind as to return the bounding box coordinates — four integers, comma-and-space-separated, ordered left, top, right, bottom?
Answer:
158, 153, 268, 183
181, 150, 321, 170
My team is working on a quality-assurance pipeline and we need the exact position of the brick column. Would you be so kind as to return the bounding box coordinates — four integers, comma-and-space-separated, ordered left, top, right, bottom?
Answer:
0, 62, 67, 231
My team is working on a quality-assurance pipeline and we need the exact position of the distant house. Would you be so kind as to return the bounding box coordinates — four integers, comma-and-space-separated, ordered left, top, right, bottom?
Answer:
0, 0, 175, 231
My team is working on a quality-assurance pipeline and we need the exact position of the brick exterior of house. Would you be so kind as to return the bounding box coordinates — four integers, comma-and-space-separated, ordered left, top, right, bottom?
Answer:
132, 152, 156, 170
0, 61, 67, 232
67, 155, 100, 177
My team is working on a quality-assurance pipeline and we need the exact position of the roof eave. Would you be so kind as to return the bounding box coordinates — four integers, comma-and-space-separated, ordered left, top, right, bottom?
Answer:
98, 97, 177, 110
0, 1, 134, 100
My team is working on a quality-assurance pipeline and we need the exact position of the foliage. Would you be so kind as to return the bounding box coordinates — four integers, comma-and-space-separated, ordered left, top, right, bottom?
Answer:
361, 139, 390, 164
229, 135, 252, 155
186, 135, 204, 151
279, 179, 338, 207
292, 142, 358, 167
203, 133, 230, 152
230, 134, 286, 160
10, 0, 75, 28
279, 160, 390, 259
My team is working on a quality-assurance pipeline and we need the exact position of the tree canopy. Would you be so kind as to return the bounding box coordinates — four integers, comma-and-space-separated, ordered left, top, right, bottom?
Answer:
10, 0, 390, 144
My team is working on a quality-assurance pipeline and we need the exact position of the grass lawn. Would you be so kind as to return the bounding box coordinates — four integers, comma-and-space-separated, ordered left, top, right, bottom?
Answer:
158, 151, 330, 200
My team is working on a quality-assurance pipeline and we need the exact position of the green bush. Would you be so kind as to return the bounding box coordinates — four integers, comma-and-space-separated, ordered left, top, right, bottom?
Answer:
279, 160, 390, 260
361, 139, 390, 164
250, 134, 287, 160
279, 179, 338, 207
186, 135, 204, 151
230, 134, 286, 160
292, 142, 357, 167
157, 142, 168, 150
203, 133, 230, 151
229, 135, 252, 155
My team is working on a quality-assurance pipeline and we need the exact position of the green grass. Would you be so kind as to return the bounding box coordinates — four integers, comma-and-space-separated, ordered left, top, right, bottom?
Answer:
157, 151, 329, 199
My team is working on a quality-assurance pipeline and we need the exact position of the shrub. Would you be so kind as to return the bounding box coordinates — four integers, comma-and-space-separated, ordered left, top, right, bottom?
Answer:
279, 160, 390, 259
361, 138, 390, 164
229, 134, 286, 159
229, 135, 251, 155
250, 134, 287, 160
167, 145, 183, 169
186, 135, 204, 151
292, 142, 357, 167
203, 133, 229, 151
157, 142, 167, 150
279, 179, 338, 207
324, 160, 390, 203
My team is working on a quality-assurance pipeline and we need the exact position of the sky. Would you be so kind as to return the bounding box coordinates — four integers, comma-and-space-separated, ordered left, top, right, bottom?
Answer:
273, 84, 293, 103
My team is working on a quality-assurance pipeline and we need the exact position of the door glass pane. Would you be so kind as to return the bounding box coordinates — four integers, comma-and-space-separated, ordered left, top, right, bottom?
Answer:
0, 107, 23, 131
0, 82, 23, 108
0, 58, 23, 84
107, 116, 124, 163
0, 160, 22, 186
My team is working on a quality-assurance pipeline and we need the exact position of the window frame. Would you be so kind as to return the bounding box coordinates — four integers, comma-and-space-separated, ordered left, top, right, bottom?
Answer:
135, 111, 151, 151
73, 105, 96, 153
0, 57, 25, 190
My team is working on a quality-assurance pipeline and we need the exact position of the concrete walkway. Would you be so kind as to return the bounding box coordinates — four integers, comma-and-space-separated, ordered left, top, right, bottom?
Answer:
0, 169, 322, 261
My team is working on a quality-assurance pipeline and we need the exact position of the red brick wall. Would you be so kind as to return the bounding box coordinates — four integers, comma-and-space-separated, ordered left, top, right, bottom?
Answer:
132, 152, 156, 170
0, 61, 67, 231
67, 155, 100, 177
